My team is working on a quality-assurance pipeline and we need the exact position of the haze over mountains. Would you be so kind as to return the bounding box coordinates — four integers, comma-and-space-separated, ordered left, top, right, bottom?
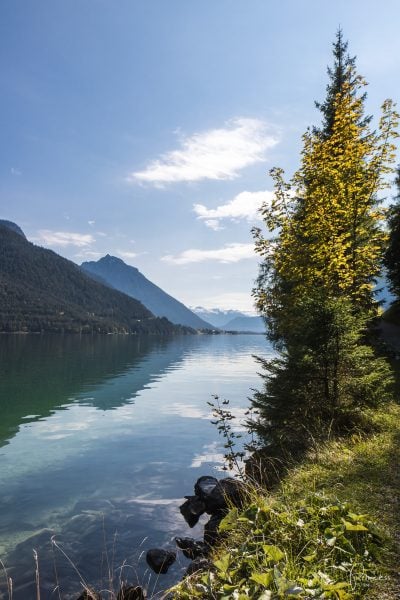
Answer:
192, 307, 265, 333
81, 255, 214, 330
0, 222, 190, 334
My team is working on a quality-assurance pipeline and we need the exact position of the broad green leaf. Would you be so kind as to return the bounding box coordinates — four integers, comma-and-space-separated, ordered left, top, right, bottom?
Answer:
250, 571, 274, 587
219, 508, 239, 532
263, 545, 285, 562
214, 552, 231, 573
342, 520, 368, 531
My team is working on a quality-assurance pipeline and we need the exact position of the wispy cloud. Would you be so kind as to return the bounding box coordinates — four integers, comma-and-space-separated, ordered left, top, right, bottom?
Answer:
162, 242, 254, 265
203, 219, 224, 231
10, 167, 22, 176
117, 250, 138, 260
130, 118, 278, 186
194, 189, 273, 229
36, 230, 95, 247
75, 249, 103, 260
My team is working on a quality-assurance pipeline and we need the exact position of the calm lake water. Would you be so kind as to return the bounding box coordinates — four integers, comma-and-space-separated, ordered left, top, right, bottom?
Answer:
0, 334, 272, 599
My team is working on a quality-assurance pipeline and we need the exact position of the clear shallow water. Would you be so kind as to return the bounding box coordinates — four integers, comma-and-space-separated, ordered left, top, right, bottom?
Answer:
0, 334, 272, 599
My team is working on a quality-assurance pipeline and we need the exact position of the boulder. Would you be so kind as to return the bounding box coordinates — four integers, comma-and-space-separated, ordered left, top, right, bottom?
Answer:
175, 537, 209, 559
145, 548, 176, 574
204, 514, 223, 547
204, 477, 244, 515
179, 495, 206, 527
194, 476, 218, 500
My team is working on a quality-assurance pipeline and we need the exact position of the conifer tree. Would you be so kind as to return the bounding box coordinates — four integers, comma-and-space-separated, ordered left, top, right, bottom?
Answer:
314, 28, 371, 139
384, 166, 400, 298
251, 34, 397, 455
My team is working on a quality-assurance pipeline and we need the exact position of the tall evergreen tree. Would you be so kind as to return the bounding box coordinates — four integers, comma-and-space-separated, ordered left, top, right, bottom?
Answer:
384, 166, 400, 298
251, 34, 397, 455
314, 28, 371, 139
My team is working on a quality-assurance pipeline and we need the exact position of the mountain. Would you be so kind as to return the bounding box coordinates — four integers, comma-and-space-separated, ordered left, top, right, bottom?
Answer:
223, 315, 265, 333
192, 306, 265, 333
81, 255, 214, 330
0, 223, 191, 334
0, 219, 26, 238
191, 307, 246, 328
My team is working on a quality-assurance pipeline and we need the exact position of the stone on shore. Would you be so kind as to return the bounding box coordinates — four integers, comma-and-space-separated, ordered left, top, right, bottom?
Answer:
179, 495, 206, 527
146, 548, 176, 574
175, 536, 209, 559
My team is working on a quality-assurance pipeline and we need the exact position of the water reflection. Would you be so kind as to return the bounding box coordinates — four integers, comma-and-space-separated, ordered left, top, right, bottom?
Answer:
0, 334, 196, 447
0, 333, 272, 598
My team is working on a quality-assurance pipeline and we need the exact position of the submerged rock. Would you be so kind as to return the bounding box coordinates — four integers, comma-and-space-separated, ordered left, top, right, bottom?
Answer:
179, 495, 206, 527
146, 548, 176, 574
175, 536, 209, 559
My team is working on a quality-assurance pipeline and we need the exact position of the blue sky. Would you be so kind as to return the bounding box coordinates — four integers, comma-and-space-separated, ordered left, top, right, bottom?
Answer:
1, 1, 400, 312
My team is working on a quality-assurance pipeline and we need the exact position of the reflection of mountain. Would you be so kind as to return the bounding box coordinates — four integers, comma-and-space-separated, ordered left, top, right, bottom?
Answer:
0, 335, 193, 448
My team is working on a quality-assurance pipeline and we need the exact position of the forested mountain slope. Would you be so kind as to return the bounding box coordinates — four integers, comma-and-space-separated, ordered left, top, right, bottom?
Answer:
0, 224, 190, 334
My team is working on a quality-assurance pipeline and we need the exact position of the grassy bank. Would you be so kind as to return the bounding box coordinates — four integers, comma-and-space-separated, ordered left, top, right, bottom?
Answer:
172, 402, 400, 599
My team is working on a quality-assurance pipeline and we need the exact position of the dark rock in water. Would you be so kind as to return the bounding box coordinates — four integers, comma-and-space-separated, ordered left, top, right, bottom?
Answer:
185, 557, 212, 576
194, 476, 218, 501
175, 536, 209, 559
146, 548, 176, 574
179, 495, 206, 527
117, 585, 146, 600
204, 477, 244, 515
76, 590, 102, 600
204, 513, 223, 546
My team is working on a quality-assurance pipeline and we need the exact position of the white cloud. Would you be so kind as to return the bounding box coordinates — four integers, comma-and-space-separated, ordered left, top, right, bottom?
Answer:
88, 220, 95, 226
75, 250, 103, 260
204, 219, 224, 231
162, 242, 255, 265
130, 118, 278, 185
10, 167, 22, 176
117, 250, 138, 260
194, 189, 273, 229
36, 230, 95, 247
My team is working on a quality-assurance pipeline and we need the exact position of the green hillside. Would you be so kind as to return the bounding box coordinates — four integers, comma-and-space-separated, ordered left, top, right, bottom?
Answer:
0, 224, 191, 334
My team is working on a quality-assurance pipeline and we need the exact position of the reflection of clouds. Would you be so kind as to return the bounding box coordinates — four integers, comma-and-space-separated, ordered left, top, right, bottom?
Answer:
163, 403, 211, 419
129, 496, 181, 505
42, 433, 74, 440
125, 496, 205, 535
190, 442, 225, 469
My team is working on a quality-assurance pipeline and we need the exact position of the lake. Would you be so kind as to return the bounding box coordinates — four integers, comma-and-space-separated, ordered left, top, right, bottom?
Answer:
0, 333, 272, 599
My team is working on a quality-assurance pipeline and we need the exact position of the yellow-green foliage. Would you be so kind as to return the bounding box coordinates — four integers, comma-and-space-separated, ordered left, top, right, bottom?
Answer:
172, 403, 400, 600
254, 77, 398, 321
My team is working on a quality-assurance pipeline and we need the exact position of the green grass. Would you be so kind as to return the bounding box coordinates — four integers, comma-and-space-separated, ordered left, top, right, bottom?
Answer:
172, 403, 400, 599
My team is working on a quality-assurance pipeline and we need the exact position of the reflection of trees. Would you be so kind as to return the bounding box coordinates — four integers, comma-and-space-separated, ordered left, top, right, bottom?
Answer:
0, 335, 191, 447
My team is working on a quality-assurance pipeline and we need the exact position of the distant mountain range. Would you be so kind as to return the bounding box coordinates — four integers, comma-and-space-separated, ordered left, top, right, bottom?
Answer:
0, 222, 190, 334
81, 255, 214, 330
192, 307, 265, 333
